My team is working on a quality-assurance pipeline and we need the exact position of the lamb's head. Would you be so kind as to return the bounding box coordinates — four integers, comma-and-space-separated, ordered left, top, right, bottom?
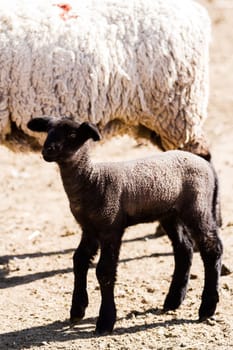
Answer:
27, 116, 101, 162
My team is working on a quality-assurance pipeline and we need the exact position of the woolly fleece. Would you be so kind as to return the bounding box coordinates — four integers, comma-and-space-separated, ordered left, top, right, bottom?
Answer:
0, 0, 210, 150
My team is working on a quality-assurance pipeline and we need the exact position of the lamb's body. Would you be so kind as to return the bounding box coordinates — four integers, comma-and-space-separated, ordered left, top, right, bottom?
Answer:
1, 0, 210, 156
27, 117, 223, 335
60, 150, 214, 230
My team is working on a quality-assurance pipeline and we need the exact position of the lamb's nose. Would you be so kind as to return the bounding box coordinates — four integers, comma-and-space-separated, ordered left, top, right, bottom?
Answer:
47, 143, 57, 152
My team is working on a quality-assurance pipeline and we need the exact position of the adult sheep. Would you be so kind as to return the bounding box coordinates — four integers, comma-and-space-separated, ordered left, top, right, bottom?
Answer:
0, 0, 211, 158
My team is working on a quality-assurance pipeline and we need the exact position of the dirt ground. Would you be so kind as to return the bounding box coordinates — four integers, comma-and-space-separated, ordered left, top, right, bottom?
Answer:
0, 1, 233, 349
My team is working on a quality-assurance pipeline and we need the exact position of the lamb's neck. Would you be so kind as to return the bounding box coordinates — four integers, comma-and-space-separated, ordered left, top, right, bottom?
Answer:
58, 146, 98, 205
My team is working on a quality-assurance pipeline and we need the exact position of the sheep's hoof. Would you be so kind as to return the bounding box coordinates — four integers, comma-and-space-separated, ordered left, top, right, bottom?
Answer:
198, 315, 208, 322
198, 295, 218, 322
70, 316, 83, 325
198, 313, 216, 322
163, 295, 183, 312
70, 306, 86, 324
95, 328, 113, 336
198, 304, 217, 322
95, 317, 114, 336
95, 325, 113, 336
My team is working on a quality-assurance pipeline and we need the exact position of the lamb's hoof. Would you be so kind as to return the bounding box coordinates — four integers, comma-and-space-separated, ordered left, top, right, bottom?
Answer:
198, 297, 218, 322
198, 315, 208, 322
70, 306, 86, 324
95, 318, 114, 336
70, 316, 83, 325
163, 297, 182, 312
163, 306, 178, 314
95, 325, 113, 336
198, 306, 216, 322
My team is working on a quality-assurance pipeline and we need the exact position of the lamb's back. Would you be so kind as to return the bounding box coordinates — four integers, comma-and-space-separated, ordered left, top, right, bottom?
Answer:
101, 151, 214, 220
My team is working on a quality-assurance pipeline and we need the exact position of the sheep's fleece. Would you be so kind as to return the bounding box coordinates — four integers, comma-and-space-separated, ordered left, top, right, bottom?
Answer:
0, 0, 210, 151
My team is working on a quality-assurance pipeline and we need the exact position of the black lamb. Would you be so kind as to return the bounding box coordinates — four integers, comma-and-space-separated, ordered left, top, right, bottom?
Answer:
27, 116, 223, 335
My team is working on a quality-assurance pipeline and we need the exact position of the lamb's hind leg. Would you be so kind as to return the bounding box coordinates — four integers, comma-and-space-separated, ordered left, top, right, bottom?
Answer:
160, 217, 193, 311
196, 228, 223, 321
70, 233, 99, 323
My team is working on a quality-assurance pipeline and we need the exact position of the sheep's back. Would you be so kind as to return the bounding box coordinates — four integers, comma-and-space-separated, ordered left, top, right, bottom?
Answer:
0, 0, 210, 149
117, 151, 214, 221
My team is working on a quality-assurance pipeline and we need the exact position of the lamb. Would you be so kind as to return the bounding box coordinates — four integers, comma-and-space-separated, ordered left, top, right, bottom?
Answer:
1, 0, 211, 158
27, 116, 223, 335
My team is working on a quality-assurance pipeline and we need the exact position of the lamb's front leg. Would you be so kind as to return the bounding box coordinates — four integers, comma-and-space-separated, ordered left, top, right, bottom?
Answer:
95, 235, 122, 335
70, 234, 99, 323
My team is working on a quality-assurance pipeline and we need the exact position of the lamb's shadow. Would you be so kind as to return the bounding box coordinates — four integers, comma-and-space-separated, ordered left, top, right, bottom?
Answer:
0, 318, 96, 349
0, 251, 172, 289
115, 309, 198, 335
0, 231, 157, 267
122, 232, 157, 243
0, 310, 198, 348
0, 234, 172, 289
0, 248, 74, 265
0, 248, 74, 289
0, 267, 74, 289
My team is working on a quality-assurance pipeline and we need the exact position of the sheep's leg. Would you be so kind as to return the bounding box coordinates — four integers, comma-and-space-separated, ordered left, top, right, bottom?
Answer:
161, 218, 193, 311
70, 235, 99, 323
197, 230, 223, 321
95, 236, 122, 335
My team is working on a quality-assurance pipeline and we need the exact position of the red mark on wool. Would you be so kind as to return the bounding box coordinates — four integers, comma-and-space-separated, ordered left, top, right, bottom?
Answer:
57, 3, 72, 12
53, 3, 78, 20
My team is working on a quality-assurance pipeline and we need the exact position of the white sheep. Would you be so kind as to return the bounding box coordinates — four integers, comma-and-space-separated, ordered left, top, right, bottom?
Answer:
0, 0, 211, 157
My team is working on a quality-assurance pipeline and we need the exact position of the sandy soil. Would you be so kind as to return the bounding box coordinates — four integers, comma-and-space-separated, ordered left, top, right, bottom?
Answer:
0, 1, 233, 349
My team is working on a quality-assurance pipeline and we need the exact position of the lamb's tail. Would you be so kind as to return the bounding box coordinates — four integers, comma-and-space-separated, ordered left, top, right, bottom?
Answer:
211, 164, 222, 228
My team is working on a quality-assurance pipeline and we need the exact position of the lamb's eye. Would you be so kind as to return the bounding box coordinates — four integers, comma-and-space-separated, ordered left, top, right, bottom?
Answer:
69, 132, 76, 139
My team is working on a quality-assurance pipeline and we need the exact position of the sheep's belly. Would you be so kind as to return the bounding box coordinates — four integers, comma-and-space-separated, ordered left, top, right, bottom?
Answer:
125, 201, 173, 227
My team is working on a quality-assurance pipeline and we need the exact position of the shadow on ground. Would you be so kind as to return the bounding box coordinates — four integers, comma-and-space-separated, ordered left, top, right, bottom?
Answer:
0, 308, 198, 349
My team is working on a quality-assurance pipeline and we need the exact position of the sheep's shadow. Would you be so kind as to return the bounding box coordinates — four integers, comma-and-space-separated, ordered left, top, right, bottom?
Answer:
0, 267, 74, 289
0, 310, 198, 348
0, 251, 172, 289
122, 232, 158, 243
0, 231, 159, 265
0, 248, 74, 289
115, 312, 198, 335
0, 248, 74, 265
0, 235, 172, 289
0, 231, 158, 266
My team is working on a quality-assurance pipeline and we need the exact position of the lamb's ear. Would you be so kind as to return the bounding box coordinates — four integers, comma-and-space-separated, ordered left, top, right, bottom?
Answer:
27, 117, 54, 132
78, 122, 101, 142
